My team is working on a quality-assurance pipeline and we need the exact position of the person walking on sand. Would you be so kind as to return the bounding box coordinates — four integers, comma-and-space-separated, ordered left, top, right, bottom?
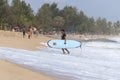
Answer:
23, 28, 26, 38
28, 26, 33, 39
61, 29, 70, 54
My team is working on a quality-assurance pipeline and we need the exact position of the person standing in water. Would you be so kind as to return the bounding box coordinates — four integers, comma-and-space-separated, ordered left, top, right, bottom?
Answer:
61, 29, 70, 54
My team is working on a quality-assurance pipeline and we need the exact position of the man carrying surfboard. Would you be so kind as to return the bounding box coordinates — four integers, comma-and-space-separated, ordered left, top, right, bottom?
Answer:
61, 29, 70, 54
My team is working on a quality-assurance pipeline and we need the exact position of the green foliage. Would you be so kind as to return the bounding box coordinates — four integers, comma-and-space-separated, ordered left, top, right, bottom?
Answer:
36, 4, 53, 31
53, 16, 65, 31
114, 21, 120, 34
10, 0, 34, 27
0, 0, 8, 22
61, 6, 78, 31
50, 3, 59, 18
76, 23, 88, 33
96, 18, 108, 34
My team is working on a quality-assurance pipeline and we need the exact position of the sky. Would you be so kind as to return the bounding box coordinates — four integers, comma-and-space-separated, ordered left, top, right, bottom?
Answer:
9, 0, 120, 22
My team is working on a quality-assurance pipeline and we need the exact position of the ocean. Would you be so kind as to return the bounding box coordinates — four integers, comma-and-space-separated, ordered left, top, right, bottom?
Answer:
0, 37, 120, 80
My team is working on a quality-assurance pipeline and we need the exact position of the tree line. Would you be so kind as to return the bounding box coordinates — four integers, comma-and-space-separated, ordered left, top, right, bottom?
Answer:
0, 0, 120, 35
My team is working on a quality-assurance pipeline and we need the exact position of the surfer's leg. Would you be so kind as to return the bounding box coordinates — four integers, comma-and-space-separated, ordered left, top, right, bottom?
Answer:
65, 49, 70, 54
62, 48, 65, 54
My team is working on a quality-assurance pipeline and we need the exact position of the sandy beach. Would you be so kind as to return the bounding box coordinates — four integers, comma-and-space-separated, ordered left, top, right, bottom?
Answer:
0, 30, 118, 80
0, 30, 52, 51
0, 30, 54, 80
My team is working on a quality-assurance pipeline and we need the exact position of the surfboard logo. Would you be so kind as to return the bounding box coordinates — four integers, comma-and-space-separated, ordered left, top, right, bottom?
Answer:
53, 42, 57, 46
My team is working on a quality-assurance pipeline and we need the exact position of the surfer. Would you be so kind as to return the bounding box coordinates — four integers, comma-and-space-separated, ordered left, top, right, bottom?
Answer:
61, 29, 70, 54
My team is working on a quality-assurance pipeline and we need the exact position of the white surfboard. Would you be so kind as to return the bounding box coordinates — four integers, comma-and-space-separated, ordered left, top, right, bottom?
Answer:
47, 40, 81, 49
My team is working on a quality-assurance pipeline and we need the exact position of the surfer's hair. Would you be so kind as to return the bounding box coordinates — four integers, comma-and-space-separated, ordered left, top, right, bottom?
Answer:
61, 29, 65, 32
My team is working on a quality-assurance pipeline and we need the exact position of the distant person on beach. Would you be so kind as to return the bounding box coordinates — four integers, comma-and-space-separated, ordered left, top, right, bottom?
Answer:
28, 26, 33, 39
61, 29, 70, 54
23, 28, 26, 38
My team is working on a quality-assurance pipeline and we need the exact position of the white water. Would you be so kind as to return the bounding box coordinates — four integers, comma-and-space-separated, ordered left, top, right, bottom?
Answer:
0, 37, 120, 80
